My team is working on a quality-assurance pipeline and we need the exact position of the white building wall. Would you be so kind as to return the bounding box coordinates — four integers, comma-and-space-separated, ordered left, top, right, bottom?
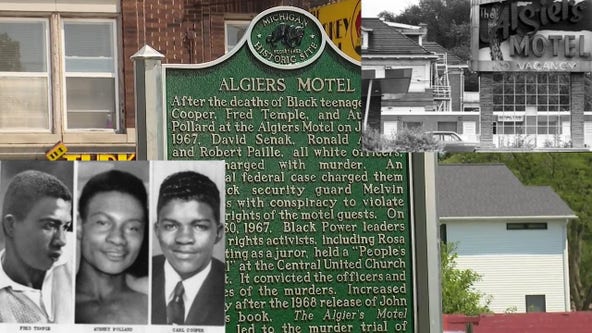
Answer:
383, 121, 397, 138
446, 220, 569, 313
584, 121, 592, 147
388, 63, 430, 92
363, 58, 433, 93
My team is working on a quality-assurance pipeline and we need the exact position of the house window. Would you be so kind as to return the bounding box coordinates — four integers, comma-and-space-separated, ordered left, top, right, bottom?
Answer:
525, 295, 546, 312
506, 222, 548, 230
440, 224, 447, 244
63, 20, 118, 130
403, 122, 422, 130
225, 21, 249, 53
0, 18, 50, 130
438, 121, 458, 132
0, 16, 119, 134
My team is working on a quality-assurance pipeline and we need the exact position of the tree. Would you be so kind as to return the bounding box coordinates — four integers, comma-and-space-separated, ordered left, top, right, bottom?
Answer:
387, 0, 478, 90
441, 153, 592, 310
0, 33, 22, 71
377, 10, 396, 22
391, 0, 470, 53
441, 242, 491, 315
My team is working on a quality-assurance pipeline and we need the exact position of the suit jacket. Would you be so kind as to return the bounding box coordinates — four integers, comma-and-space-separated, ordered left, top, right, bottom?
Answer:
151, 255, 225, 325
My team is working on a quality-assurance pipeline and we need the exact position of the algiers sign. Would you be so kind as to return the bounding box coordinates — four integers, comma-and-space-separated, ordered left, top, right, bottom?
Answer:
470, 0, 592, 72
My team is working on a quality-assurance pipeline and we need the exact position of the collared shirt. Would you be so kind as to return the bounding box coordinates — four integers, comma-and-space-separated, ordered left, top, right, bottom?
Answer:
0, 243, 73, 323
164, 259, 212, 322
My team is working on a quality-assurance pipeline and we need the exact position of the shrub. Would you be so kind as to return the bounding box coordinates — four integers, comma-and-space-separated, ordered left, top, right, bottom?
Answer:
362, 127, 442, 152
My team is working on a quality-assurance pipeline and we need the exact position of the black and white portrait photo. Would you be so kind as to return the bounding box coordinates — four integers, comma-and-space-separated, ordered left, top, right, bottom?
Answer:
75, 162, 149, 325
150, 161, 225, 327
0, 161, 74, 323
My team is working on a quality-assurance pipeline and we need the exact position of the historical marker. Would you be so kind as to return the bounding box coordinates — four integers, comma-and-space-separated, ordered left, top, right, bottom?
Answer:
162, 6, 417, 332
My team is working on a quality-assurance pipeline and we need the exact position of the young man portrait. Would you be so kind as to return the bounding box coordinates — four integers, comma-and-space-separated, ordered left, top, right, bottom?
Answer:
0, 168, 73, 323
151, 163, 225, 326
75, 164, 149, 325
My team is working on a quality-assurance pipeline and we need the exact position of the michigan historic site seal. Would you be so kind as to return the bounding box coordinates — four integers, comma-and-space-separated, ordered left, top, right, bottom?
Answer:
248, 7, 325, 69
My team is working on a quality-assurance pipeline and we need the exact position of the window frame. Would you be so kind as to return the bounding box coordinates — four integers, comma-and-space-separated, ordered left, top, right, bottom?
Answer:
0, 17, 52, 132
506, 222, 548, 230
60, 18, 119, 132
525, 294, 546, 312
224, 20, 250, 53
440, 223, 447, 244
492, 72, 570, 140
437, 121, 458, 133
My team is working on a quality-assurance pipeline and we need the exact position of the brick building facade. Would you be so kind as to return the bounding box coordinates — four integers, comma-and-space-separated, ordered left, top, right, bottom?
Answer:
1, 0, 332, 158
121, 0, 318, 131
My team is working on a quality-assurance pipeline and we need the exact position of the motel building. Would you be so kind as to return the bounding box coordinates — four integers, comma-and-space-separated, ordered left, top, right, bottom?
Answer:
471, 0, 592, 149
361, 18, 478, 142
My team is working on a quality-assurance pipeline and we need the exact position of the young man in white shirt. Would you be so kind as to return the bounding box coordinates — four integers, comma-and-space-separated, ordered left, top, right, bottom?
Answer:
0, 170, 73, 323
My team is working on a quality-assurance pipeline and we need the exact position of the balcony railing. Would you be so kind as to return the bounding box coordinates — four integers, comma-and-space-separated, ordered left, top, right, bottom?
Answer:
433, 85, 451, 99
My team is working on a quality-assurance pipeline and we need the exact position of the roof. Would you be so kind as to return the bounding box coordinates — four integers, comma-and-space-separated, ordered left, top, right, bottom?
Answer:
444, 313, 592, 333
362, 18, 433, 56
438, 164, 575, 219
383, 21, 428, 37
422, 41, 467, 66
383, 21, 425, 30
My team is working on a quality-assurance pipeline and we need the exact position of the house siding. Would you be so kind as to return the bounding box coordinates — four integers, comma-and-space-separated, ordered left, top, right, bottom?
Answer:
446, 220, 569, 313
363, 59, 432, 92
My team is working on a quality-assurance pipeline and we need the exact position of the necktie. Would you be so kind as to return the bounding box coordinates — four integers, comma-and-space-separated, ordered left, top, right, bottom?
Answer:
167, 281, 185, 325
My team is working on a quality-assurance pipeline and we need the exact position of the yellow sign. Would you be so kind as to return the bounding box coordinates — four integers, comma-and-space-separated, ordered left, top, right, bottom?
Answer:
46, 142, 136, 161
310, 0, 361, 61
61, 153, 136, 161
46, 142, 68, 161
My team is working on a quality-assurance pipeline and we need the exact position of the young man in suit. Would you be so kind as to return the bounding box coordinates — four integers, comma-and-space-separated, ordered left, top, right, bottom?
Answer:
152, 171, 224, 326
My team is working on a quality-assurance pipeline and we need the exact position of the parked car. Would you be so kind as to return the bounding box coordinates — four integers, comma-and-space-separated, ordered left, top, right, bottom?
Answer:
429, 131, 478, 152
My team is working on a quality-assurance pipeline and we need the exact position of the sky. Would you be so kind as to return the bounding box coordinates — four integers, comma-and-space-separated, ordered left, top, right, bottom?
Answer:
362, 0, 420, 17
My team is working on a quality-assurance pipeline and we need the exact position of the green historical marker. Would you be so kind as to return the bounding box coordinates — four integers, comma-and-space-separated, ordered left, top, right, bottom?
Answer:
162, 6, 416, 333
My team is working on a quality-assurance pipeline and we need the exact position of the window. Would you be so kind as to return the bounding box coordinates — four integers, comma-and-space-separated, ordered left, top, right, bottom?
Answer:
362, 31, 368, 50
506, 222, 547, 230
225, 21, 249, 53
492, 73, 570, 113
0, 16, 119, 135
440, 224, 447, 244
403, 122, 422, 130
63, 20, 117, 130
493, 73, 570, 147
0, 19, 50, 130
526, 295, 546, 312
438, 121, 458, 132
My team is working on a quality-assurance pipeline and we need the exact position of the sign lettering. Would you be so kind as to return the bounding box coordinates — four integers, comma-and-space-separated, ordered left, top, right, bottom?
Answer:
164, 7, 414, 333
